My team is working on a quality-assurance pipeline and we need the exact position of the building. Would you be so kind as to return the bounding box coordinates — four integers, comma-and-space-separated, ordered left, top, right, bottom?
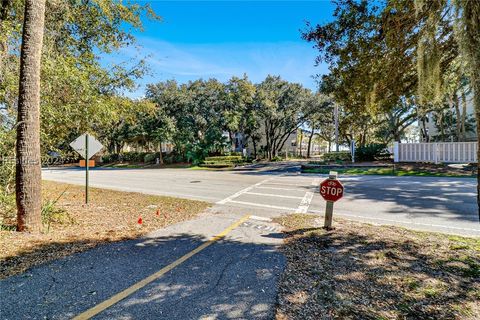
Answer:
236, 128, 325, 158
419, 91, 477, 142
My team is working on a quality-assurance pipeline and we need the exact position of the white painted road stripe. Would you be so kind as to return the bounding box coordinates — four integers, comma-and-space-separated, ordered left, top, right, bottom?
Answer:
216, 177, 273, 204
249, 215, 273, 222
263, 182, 307, 186
243, 192, 304, 199
295, 192, 314, 213
228, 200, 296, 211
294, 178, 319, 214
308, 209, 480, 233
255, 186, 302, 192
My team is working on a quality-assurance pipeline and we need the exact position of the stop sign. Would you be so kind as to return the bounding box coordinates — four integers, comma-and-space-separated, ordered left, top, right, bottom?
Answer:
320, 179, 344, 202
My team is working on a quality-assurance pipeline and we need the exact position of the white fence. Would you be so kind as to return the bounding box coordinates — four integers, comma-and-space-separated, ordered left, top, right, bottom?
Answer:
393, 142, 477, 163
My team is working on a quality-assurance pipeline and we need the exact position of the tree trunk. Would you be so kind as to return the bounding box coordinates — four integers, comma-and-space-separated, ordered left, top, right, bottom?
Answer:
228, 130, 235, 152
461, 0, 480, 220
452, 93, 462, 141
307, 127, 315, 158
298, 131, 303, 157
16, 0, 46, 232
252, 138, 257, 159
159, 141, 164, 164
461, 91, 467, 141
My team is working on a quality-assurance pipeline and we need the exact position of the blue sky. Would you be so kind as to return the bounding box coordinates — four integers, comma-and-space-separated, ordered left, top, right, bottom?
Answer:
116, 1, 334, 97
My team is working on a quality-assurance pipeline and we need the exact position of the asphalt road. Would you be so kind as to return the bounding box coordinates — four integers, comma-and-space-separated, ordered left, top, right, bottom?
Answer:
2, 163, 478, 320
42, 163, 480, 236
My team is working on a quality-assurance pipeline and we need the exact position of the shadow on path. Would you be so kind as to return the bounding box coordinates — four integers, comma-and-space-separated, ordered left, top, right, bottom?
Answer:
0, 232, 284, 320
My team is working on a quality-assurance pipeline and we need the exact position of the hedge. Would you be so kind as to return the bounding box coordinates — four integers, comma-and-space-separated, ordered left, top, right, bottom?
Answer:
204, 155, 242, 163
322, 151, 352, 162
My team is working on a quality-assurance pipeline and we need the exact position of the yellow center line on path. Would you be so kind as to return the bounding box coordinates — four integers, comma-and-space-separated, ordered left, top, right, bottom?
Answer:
73, 214, 251, 320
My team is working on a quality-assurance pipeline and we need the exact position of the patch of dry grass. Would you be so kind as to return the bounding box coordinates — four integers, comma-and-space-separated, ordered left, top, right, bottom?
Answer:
274, 214, 480, 320
0, 181, 210, 279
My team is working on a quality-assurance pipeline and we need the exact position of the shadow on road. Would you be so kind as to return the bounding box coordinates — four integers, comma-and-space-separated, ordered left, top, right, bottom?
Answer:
0, 232, 284, 320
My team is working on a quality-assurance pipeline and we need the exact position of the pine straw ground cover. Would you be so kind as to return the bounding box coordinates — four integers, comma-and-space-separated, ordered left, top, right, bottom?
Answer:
0, 181, 210, 279
275, 214, 480, 320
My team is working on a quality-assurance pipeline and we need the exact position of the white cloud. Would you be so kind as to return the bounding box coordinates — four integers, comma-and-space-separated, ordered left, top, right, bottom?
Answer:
113, 37, 329, 97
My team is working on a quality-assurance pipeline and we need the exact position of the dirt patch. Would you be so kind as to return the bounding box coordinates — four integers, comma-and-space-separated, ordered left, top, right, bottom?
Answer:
275, 214, 480, 320
0, 181, 210, 279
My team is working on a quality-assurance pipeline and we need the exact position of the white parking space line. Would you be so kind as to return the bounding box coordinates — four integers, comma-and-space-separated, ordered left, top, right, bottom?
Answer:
228, 200, 297, 211
243, 192, 304, 199
216, 177, 273, 204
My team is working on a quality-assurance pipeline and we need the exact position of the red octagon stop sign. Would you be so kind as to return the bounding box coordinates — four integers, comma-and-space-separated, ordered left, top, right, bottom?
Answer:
320, 179, 344, 202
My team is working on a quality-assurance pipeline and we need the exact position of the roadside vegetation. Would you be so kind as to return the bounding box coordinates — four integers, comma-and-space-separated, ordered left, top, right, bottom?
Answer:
275, 214, 480, 320
0, 181, 210, 279
302, 163, 476, 178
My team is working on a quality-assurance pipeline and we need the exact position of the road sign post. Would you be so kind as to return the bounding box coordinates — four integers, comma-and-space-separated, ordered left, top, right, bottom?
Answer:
70, 133, 104, 205
85, 133, 89, 204
319, 171, 344, 229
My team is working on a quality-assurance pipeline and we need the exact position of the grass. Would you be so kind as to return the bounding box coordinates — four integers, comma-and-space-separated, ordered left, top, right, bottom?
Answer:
0, 181, 210, 279
274, 214, 480, 320
302, 167, 476, 178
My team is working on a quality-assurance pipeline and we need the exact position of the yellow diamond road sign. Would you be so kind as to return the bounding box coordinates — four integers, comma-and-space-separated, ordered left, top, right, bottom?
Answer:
70, 134, 103, 159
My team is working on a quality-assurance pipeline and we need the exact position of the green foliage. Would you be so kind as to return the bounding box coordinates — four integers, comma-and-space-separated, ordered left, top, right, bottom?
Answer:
355, 143, 391, 161
1, 0, 158, 156
143, 153, 157, 163
200, 155, 246, 168
0, 127, 15, 227
322, 151, 351, 162
204, 156, 242, 162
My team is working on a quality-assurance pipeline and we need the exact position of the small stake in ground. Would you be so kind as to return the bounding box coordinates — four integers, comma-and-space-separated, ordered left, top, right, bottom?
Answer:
319, 171, 344, 229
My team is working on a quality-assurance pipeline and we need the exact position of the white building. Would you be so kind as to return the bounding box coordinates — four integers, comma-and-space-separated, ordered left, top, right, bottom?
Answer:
419, 92, 477, 142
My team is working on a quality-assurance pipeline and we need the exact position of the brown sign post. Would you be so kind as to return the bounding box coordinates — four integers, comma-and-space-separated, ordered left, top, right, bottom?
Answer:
319, 171, 344, 229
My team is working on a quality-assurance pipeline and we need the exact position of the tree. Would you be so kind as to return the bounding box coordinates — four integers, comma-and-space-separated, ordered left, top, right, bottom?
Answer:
303, 0, 421, 147
304, 93, 333, 157
2, 1, 156, 155
16, 0, 46, 232
223, 75, 256, 151
414, 0, 480, 218
254, 76, 312, 160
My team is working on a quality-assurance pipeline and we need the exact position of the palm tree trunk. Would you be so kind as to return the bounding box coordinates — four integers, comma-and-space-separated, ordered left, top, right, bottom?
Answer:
16, 0, 46, 232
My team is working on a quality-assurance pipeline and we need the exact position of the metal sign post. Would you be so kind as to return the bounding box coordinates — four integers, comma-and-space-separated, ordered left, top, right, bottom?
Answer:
70, 133, 104, 205
85, 133, 89, 204
319, 171, 344, 229
351, 140, 355, 163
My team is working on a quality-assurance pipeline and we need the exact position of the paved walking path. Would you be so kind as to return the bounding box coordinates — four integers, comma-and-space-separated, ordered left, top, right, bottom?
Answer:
0, 212, 284, 319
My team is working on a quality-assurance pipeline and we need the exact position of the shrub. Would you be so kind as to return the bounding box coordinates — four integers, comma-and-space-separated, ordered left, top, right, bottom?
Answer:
144, 153, 158, 163
322, 151, 352, 162
355, 143, 391, 161
204, 155, 242, 163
